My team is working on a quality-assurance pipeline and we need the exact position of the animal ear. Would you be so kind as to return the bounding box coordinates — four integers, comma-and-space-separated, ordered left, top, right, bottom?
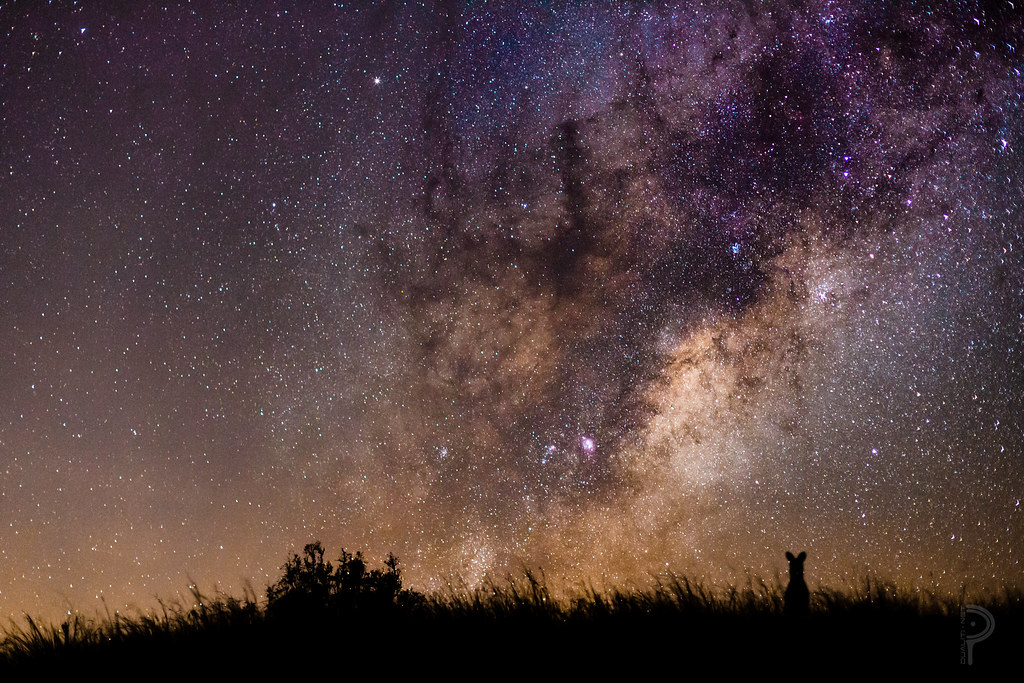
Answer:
798, 551, 806, 561
786, 552, 795, 561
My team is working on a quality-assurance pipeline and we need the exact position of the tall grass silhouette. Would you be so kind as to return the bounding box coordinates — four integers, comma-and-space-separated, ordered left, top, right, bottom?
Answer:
2, 543, 1019, 673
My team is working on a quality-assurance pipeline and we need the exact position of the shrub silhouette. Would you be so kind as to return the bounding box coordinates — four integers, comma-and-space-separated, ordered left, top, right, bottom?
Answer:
265, 542, 416, 619
266, 542, 334, 613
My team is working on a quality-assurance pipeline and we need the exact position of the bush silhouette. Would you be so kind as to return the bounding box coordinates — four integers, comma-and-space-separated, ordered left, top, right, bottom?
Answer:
265, 542, 416, 619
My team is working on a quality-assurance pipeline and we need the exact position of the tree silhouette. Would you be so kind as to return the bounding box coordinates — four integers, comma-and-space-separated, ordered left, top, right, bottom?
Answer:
266, 541, 417, 619
266, 542, 335, 612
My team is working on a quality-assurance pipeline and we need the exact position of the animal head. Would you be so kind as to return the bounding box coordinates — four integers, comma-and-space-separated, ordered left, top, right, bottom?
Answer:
785, 551, 807, 576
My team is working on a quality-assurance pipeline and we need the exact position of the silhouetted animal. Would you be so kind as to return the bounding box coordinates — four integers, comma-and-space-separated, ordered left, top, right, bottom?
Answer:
784, 551, 809, 616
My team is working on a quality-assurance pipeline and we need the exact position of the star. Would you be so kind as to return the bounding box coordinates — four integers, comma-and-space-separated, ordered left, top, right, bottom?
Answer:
0, 1, 1019, 624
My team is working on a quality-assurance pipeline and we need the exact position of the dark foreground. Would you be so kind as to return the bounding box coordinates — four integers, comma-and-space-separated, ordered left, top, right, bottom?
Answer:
2, 545, 1018, 674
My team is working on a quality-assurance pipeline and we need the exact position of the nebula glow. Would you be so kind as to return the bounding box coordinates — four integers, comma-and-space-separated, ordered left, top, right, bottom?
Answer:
1, 1, 1022, 622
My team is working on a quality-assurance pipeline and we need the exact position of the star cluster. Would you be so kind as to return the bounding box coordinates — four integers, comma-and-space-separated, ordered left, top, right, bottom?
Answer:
1, 1, 1022, 621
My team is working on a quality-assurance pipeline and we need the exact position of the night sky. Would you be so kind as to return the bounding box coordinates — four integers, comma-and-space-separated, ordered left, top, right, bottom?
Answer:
2, 1, 1022, 622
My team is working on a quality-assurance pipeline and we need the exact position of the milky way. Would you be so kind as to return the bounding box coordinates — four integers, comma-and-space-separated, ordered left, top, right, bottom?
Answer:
2, 1, 1022, 621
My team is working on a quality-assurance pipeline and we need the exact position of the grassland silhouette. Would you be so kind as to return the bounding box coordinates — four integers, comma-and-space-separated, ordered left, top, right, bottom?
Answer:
1, 545, 1019, 673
